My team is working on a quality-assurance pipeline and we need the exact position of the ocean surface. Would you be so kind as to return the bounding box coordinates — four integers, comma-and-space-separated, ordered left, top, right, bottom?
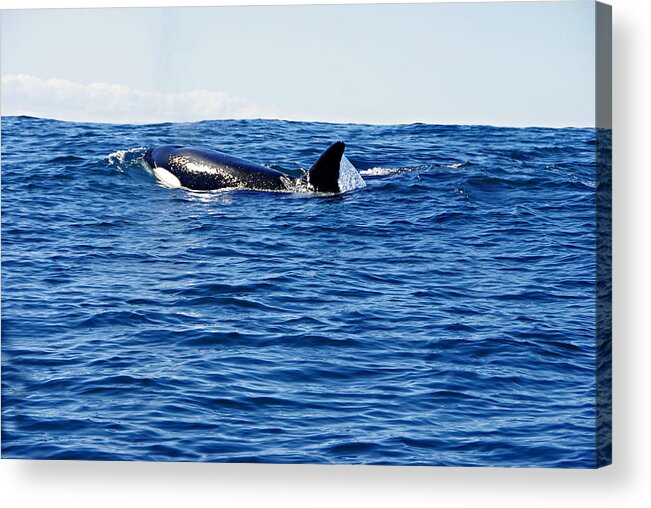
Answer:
2, 116, 602, 467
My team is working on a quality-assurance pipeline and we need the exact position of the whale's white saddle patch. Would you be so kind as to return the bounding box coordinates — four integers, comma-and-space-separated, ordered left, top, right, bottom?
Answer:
153, 166, 182, 188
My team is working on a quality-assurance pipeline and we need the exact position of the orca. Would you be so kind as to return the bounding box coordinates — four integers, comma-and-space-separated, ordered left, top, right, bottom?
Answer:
143, 141, 346, 193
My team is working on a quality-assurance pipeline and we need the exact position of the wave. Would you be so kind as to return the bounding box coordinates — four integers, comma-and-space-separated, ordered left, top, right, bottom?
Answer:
359, 165, 428, 177
107, 147, 147, 168
2, 116, 602, 467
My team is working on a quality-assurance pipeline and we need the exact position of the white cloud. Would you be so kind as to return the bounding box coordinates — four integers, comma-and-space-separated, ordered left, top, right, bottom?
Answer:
0, 74, 276, 124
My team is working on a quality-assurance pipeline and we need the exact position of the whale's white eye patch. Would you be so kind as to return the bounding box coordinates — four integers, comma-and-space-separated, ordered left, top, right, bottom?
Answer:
152, 166, 182, 188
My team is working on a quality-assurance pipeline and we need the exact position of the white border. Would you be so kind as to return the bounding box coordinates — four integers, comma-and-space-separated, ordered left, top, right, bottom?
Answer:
2, 1, 650, 507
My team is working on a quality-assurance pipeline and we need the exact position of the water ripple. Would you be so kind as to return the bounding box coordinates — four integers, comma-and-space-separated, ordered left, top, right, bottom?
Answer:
2, 116, 600, 467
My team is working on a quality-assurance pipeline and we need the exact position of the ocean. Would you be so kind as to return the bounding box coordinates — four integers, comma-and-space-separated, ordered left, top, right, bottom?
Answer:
1, 116, 604, 467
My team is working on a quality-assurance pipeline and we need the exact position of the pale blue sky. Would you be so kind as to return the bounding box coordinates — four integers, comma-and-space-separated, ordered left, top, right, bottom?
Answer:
1, 2, 596, 126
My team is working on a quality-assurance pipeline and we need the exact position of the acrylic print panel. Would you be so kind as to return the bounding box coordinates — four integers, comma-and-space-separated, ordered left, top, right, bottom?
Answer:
0, 1, 612, 468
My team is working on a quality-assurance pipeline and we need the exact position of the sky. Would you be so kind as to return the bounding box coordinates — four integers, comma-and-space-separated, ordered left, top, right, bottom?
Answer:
0, 1, 596, 126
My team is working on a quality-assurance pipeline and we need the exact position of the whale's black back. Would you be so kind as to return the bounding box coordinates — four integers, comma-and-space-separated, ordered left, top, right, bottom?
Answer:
144, 146, 288, 191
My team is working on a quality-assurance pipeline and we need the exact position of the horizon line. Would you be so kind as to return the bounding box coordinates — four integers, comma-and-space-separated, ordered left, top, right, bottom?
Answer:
1, 114, 595, 131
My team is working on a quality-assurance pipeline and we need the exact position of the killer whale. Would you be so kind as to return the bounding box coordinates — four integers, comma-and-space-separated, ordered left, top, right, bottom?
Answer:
143, 141, 346, 193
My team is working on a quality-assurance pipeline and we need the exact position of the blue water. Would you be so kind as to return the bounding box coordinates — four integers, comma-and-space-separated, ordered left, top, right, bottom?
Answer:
2, 116, 601, 467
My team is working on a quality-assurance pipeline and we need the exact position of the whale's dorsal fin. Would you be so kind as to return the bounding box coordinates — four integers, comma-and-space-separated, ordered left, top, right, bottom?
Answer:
307, 141, 345, 193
